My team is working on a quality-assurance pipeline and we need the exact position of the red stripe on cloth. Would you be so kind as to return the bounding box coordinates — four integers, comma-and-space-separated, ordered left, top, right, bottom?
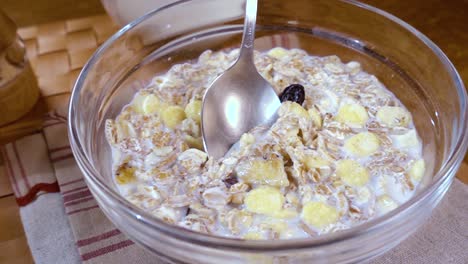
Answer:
61, 185, 88, 195
64, 197, 95, 207
51, 153, 74, 163
0, 146, 20, 195
49, 145, 71, 153
16, 182, 60, 206
77, 229, 121, 247
12, 142, 31, 189
280, 34, 290, 48
81, 239, 134, 261
67, 205, 99, 215
271, 35, 277, 47
59, 178, 84, 187
63, 189, 92, 203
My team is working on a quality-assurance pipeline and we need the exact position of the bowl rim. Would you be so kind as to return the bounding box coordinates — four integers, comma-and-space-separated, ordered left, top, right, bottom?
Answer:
68, 0, 468, 251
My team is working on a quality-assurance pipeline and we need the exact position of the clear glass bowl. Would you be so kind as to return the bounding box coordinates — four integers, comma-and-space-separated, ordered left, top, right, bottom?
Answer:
68, 0, 468, 263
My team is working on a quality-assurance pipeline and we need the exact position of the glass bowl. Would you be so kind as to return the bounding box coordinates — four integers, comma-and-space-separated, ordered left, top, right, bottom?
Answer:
68, 0, 468, 263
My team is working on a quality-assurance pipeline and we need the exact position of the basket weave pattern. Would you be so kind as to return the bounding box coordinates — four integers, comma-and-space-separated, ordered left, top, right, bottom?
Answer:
0, 14, 118, 143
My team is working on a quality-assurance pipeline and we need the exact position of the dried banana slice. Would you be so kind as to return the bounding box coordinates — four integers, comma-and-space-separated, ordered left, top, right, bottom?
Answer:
335, 103, 369, 127
132, 92, 163, 115
391, 129, 419, 149
304, 155, 330, 169
184, 135, 204, 150
184, 100, 202, 123
267, 47, 288, 59
116, 167, 136, 185
336, 159, 370, 187
344, 132, 380, 157
237, 158, 289, 187
301, 201, 339, 228
243, 232, 263, 240
142, 94, 162, 115
245, 186, 285, 216
239, 133, 255, 147
161, 105, 186, 129
376, 106, 412, 127
376, 195, 398, 214
278, 101, 310, 119
308, 107, 322, 128
409, 159, 425, 182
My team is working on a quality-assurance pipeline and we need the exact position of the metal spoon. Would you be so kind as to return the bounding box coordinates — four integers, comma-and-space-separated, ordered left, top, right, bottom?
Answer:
201, 0, 281, 159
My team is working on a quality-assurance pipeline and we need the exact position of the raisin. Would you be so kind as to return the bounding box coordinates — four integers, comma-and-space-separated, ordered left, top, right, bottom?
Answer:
279, 84, 305, 105
223, 174, 238, 188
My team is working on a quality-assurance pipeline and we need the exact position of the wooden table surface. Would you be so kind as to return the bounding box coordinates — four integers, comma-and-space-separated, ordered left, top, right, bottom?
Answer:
0, 0, 467, 263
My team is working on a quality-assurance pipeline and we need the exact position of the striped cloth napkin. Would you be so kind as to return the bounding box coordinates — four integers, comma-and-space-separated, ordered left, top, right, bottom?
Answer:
1, 34, 467, 263
2, 111, 155, 263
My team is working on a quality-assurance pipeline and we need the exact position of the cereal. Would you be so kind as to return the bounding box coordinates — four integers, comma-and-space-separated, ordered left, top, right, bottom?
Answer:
344, 132, 380, 157
106, 48, 424, 239
301, 201, 339, 229
376, 106, 412, 127
335, 103, 369, 127
336, 159, 370, 187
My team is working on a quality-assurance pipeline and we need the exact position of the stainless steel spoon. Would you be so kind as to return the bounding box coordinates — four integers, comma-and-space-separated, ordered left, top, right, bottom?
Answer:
201, 0, 281, 159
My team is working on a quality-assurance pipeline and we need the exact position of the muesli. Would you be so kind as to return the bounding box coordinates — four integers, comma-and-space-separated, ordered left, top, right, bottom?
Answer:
105, 47, 425, 239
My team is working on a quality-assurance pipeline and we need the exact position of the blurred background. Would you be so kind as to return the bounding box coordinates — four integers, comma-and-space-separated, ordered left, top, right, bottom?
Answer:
1, 0, 466, 84
0, 0, 104, 26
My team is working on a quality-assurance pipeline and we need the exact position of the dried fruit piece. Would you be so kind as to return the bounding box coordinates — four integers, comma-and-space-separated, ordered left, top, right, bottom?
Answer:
240, 133, 255, 147
142, 94, 162, 115
308, 107, 322, 128
376, 195, 398, 214
278, 101, 309, 119
335, 103, 369, 127
245, 186, 285, 216
392, 129, 419, 149
279, 84, 305, 105
237, 158, 289, 187
301, 201, 339, 228
223, 174, 239, 188
116, 166, 136, 185
267, 47, 288, 59
184, 135, 204, 150
376, 106, 412, 127
345, 61, 361, 75
409, 159, 425, 182
185, 100, 202, 123
161, 105, 186, 129
304, 155, 330, 169
344, 132, 380, 157
336, 159, 370, 187
243, 232, 263, 240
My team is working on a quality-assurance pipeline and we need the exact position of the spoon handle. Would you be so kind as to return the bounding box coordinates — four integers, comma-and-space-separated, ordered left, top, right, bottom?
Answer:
239, 0, 257, 60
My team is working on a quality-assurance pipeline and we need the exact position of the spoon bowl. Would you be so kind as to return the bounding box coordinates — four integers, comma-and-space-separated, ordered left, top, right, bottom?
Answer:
201, 0, 281, 158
